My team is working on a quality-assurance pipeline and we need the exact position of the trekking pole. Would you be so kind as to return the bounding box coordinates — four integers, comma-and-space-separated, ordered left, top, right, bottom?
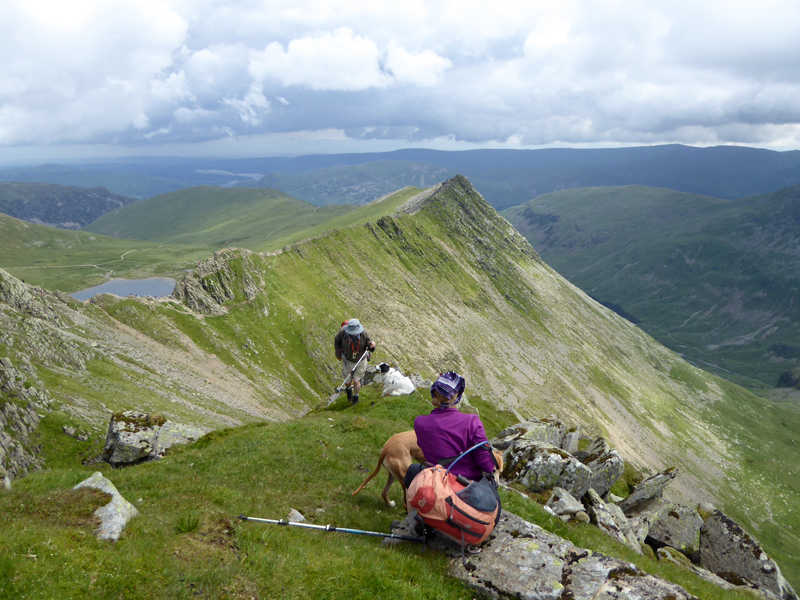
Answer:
327, 350, 372, 407
237, 515, 424, 543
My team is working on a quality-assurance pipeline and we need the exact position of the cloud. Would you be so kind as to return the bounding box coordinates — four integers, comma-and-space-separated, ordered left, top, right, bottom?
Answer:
249, 27, 391, 91
1, 0, 800, 154
222, 82, 271, 125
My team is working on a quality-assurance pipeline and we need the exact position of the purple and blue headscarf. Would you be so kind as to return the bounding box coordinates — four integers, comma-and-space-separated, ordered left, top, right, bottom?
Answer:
431, 371, 465, 407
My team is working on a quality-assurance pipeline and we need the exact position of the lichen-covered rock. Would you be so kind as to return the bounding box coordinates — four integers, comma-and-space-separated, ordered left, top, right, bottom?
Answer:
103, 411, 206, 467
699, 510, 798, 600
648, 504, 703, 560
617, 468, 678, 515
74, 471, 138, 541
502, 439, 592, 499
583, 489, 642, 554
441, 511, 696, 600
492, 418, 567, 450
578, 437, 624, 497
545, 486, 585, 519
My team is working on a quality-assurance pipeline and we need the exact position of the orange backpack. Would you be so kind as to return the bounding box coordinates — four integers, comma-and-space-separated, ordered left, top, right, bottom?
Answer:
406, 446, 501, 548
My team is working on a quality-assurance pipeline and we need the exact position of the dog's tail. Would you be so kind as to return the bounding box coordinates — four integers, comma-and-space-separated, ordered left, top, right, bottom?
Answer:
351, 451, 385, 497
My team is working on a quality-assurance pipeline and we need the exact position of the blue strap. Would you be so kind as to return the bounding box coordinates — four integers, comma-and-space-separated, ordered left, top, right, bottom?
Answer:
444, 441, 492, 477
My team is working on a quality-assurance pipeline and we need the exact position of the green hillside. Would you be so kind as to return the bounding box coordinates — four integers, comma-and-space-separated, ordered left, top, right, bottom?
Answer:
0, 393, 760, 599
0, 212, 213, 292
84, 185, 423, 252
2, 177, 799, 592
239, 160, 453, 205
503, 184, 800, 389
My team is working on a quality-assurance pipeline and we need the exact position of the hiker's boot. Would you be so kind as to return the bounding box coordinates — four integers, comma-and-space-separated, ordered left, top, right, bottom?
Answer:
352, 395, 359, 406
346, 387, 353, 403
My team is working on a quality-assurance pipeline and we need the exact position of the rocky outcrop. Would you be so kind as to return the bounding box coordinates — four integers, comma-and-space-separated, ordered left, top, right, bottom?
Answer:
0, 270, 91, 371
494, 417, 796, 600
1, 355, 54, 488
103, 411, 206, 467
618, 468, 678, 514
173, 248, 265, 315
73, 472, 139, 541
501, 439, 592, 499
394, 510, 697, 600
699, 510, 797, 600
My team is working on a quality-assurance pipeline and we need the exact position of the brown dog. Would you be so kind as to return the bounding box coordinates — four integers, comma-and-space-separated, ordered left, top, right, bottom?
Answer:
352, 430, 424, 508
351, 430, 503, 508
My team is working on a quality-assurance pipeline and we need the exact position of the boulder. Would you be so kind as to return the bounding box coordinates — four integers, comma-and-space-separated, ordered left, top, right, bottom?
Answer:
648, 503, 703, 560
103, 411, 206, 467
699, 510, 797, 600
545, 486, 585, 520
502, 439, 592, 499
578, 437, 624, 497
491, 418, 567, 450
617, 468, 678, 515
74, 471, 138, 541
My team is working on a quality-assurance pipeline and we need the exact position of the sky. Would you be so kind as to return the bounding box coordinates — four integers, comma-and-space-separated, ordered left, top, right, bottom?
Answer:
2, 0, 800, 162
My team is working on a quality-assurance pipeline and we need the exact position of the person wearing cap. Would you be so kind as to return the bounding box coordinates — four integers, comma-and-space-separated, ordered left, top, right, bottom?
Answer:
334, 318, 376, 406
405, 372, 496, 485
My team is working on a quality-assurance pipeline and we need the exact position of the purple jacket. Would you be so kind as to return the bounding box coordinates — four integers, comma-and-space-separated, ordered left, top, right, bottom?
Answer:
414, 408, 496, 480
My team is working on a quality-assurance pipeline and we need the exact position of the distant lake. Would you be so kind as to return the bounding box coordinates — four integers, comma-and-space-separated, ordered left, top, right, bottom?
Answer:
71, 278, 176, 301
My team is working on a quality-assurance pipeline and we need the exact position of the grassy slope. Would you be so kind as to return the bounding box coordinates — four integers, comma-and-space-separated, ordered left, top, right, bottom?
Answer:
84, 185, 422, 253
0, 213, 213, 292
0, 390, 756, 600
2, 178, 798, 589
503, 184, 800, 388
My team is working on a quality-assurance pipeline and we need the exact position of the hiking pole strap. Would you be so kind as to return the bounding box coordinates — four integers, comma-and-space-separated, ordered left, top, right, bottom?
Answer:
237, 515, 424, 543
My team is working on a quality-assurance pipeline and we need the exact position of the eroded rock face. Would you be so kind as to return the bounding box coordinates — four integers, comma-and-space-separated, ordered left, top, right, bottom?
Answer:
0, 356, 55, 487
578, 437, 624, 497
173, 248, 265, 315
502, 439, 592, 499
699, 510, 797, 600
103, 411, 206, 467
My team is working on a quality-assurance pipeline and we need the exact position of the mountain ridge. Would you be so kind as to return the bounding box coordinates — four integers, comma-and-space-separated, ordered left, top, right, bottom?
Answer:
1, 176, 798, 587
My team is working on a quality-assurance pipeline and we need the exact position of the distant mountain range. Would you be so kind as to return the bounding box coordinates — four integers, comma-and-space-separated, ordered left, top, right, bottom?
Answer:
237, 160, 453, 205
5, 144, 800, 209
0, 181, 137, 229
503, 184, 800, 388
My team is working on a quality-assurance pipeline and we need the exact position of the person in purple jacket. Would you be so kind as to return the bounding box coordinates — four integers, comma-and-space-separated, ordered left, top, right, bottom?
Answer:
405, 372, 497, 486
